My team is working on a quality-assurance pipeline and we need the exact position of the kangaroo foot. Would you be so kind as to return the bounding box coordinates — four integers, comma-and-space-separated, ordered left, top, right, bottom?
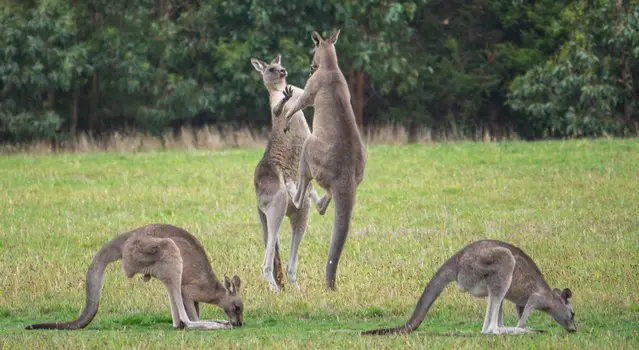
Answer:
184, 320, 232, 330
482, 327, 536, 335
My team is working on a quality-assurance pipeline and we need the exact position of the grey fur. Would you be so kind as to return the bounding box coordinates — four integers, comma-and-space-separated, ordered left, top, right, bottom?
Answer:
26, 224, 243, 331
276, 30, 368, 290
362, 240, 576, 335
251, 55, 322, 292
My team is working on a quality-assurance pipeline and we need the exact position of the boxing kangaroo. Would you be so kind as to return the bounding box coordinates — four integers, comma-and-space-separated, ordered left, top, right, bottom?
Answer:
362, 240, 576, 335
26, 224, 243, 330
250, 54, 323, 292
276, 29, 367, 290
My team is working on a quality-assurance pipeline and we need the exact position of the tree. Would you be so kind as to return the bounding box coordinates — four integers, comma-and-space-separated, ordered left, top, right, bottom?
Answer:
508, 0, 639, 137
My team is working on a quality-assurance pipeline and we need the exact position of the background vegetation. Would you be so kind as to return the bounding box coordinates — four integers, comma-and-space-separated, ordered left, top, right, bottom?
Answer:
1, 139, 638, 348
1, 0, 638, 148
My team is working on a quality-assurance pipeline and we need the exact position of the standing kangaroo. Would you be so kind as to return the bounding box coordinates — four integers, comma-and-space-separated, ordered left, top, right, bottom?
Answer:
362, 240, 576, 335
277, 29, 367, 290
250, 54, 323, 292
26, 224, 243, 330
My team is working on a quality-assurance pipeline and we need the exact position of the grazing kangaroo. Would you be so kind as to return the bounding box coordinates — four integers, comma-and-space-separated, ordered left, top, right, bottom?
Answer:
277, 29, 367, 290
362, 240, 576, 335
26, 224, 243, 330
250, 55, 323, 292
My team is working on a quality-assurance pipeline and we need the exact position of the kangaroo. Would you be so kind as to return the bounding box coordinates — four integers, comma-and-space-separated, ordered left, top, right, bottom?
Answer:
362, 240, 576, 335
250, 55, 324, 292
26, 224, 243, 331
276, 30, 367, 290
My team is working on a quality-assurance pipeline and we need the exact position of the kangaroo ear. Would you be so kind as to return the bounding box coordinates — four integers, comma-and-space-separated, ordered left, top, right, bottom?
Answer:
271, 54, 281, 65
328, 29, 340, 44
311, 31, 323, 47
232, 275, 241, 290
224, 275, 237, 294
223, 275, 232, 291
561, 288, 572, 301
250, 58, 266, 72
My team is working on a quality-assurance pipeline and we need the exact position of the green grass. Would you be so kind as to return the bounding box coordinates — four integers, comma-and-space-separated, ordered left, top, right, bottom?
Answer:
1, 139, 638, 349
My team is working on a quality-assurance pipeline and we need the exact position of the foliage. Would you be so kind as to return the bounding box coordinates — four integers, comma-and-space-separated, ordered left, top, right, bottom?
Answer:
508, 1, 639, 138
0, 0, 637, 143
0, 1, 88, 141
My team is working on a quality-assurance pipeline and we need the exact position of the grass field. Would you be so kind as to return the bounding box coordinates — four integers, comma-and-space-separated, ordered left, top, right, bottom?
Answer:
1, 139, 638, 349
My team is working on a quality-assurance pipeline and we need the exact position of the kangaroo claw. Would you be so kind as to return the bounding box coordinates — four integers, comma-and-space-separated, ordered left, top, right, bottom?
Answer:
282, 85, 293, 101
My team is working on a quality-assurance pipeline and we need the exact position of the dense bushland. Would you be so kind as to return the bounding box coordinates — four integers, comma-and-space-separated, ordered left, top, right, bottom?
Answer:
1, 0, 637, 145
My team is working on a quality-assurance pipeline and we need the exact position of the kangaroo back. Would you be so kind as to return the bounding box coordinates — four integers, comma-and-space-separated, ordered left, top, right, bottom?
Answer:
26, 233, 130, 330
362, 257, 459, 335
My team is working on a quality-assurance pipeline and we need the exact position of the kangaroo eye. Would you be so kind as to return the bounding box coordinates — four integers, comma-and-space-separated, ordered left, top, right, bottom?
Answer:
269, 68, 275, 72
235, 305, 241, 312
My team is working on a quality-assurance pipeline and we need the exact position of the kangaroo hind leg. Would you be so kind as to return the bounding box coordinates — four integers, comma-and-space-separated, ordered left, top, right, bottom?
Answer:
292, 143, 314, 210
261, 195, 287, 292
480, 248, 520, 335
132, 238, 188, 328
259, 207, 284, 289
286, 203, 310, 290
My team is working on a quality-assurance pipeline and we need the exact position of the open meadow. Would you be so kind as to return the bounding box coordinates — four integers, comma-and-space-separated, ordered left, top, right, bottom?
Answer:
0, 139, 638, 348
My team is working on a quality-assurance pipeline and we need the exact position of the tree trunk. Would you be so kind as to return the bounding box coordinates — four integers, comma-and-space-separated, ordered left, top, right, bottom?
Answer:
348, 69, 365, 132
621, 50, 634, 122
46, 90, 55, 108
157, 0, 169, 19
70, 92, 79, 141
89, 72, 98, 133
70, 0, 78, 142
616, 0, 634, 131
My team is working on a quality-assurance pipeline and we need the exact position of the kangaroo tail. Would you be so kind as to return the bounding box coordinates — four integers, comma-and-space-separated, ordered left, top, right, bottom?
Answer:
325, 189, 356, 290
362, 258, 458, 335
26, 237, 125, 330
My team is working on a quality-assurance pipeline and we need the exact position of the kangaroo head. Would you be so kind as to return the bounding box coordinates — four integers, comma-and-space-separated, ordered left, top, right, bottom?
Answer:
251, 55, 287, 87
548, 288, 576, 333
219, 275, 243, 327
310, 29, 340, 72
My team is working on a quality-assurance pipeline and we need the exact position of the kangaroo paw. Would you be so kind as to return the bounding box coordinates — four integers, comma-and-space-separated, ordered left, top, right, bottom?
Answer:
282, 85, 293, 101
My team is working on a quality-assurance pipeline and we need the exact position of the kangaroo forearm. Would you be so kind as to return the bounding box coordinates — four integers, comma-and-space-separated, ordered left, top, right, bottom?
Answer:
284, 91, 314, 121
283, 102, 303, 122
272, 99, 286, 117
516, 300, 536, 328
